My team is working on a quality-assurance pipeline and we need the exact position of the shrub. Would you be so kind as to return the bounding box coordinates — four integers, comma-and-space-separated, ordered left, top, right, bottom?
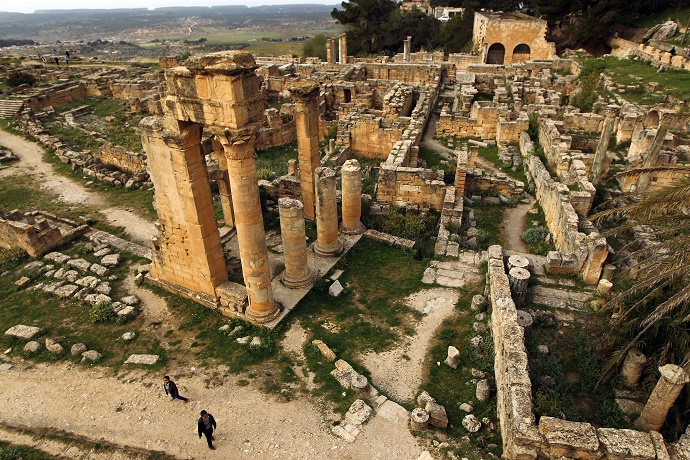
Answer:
6, 71, 36, 88
522, 226, 552, 255
89, 301, 114, 323
256, 167, 276, 181
0, 445, 24, 460
0, 247, 27, 271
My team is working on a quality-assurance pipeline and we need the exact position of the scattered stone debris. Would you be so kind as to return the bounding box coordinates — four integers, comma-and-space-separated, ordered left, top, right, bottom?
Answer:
5, 325, 41, 340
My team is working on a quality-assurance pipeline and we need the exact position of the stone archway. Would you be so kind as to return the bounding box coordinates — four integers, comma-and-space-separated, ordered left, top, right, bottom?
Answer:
512, 43, 531, 63
486, 43, 505, 65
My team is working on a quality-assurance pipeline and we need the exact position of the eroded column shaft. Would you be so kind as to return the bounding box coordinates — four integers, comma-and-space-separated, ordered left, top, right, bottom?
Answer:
339, 33, 347, 64
293, 85, 321, 219
278, 198, 313, 288
314, 166, 343, 257
341, 159, 364, 234
221, 137, 277, 323
634, 364, 689, 432
215, 152, 235, 229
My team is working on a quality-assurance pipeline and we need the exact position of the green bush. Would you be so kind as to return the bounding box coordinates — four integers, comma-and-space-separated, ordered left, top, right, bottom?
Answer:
256, 167, 277, 181
89, 301, 114, 323
0, 247, 27, 271
522, 226, 552, 255
0, 445, 23, 460
6, 71, 36, 88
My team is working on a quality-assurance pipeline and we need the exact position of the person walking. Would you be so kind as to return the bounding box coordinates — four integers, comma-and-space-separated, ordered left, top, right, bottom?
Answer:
197, 410, 217, 450
163, 376, 188, 402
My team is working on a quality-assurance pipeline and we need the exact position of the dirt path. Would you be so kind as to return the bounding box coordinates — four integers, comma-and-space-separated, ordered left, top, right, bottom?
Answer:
501, 194, 534, 253
360, 288, 459, 403
0, 127, 156, 245
421, 115, 502, 174
0, 362, 423, 459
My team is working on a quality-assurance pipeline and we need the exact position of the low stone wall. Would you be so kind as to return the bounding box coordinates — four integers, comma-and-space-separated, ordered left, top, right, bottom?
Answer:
520, 132, 607, 284
609, 37, 690, 71
0, 210, 87, 257
24, 82, 87, 111
488, 244, 687, 460
466, 169, 525, 200
363, 229, 415, 249
437, 101, 506, 140
362, 63, 445, 85
376, 165, 448, 211
95, 144, 147, 175
255, 106, 296, 150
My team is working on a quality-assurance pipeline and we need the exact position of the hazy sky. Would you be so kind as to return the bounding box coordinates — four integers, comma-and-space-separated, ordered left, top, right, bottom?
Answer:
2, 0, 333, 14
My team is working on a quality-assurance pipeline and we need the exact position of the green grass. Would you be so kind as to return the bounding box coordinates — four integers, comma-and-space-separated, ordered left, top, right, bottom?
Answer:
422, 286, 502, 459
0, 440, 68, 459
471, 202, 505, 251
580, 55, 690, 105
0, 239, 162, 369
255, 141, 298, 179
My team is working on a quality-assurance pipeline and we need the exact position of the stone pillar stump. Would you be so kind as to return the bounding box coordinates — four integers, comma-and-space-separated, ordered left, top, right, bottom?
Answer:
278, 198, 313, 289
314, 167, 343, 257
341, 159, 365, 234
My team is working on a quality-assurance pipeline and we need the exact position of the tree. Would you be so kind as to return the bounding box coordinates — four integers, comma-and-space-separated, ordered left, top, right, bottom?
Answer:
302, 33, 328, 61
332, 0, 399, 55
6, 71, 36, 88
438, 10, 475, 54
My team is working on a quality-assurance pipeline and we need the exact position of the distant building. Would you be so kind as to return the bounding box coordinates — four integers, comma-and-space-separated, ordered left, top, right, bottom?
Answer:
400, 0, 432, 15
473, 11, 556, 65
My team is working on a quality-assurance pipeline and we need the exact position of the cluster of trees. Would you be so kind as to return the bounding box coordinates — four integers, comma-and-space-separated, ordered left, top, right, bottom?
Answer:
0, 39, 36, 48
305, 0, 689, 59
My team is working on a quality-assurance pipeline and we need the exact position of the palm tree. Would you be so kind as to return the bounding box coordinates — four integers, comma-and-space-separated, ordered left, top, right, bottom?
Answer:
590, 166, 690, 436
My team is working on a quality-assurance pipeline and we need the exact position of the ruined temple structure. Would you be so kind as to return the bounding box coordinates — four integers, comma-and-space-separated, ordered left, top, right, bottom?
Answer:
473, 12, 556, 65
140, 52, 282, 324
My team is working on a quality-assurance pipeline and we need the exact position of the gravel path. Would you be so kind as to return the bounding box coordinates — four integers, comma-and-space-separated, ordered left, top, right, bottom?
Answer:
500, 194, 534, 253
0, 127, 156, 245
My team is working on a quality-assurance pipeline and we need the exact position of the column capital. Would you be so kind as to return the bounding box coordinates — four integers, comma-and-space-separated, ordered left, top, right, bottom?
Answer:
211, 125, 259, 160
289, 83, 320, 101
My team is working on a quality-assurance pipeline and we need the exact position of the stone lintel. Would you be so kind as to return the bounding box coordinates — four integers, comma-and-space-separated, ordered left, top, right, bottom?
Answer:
181, 51, 259, 75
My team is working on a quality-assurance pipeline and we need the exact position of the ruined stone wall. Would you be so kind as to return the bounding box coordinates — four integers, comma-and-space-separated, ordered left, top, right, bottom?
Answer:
0, 210, 86, 257
563, 112, 604, 133
466, 169, 525, 200
488, 243, 684, 460
110, 80, 159, 100
538, 118, 572, 179
473, 12, 555, 65
376, 165, 447, 210
437, 101, 506, 140
447, 53, 483, 70
609, 37, 690, 71
362, 63, 444, 85
95, 144, 147, 175
520, 132, 607, 284
497, 113, 530, 145
337, 114, 405, 159
255, 107, 296, 149
24, 82, 87, 110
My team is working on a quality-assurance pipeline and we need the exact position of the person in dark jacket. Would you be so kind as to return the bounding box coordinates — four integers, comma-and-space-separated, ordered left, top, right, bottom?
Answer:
163, 376, 188, 402
197, 410, 217, 450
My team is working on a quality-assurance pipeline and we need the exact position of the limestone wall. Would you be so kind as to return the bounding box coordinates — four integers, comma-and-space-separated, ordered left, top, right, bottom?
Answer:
376, 165, 447, 210
338, 114, 405, 159
24, 82, 87, 110
437, 101, 506, 140
609, 37, 690, 71
466, 169, 525, 200
0, 210, 86, 257
563, 112, 604, 133
255, 107, 296, 150
488, 244, 685, 460
95, 144, 147, 175
520, 132, 607, 284
362, 63, 445, 85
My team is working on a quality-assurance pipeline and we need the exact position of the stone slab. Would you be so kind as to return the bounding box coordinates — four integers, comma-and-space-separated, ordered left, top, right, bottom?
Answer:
5, 325, 41, 340
124, 354, 159, 365
376, 400, 410, 427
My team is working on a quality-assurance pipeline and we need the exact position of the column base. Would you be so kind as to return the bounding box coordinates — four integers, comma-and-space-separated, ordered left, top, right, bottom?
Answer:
282, 269, 314, 289
314, 238, 344, 257
341, 222, 365, 235
245, 301, 281, 325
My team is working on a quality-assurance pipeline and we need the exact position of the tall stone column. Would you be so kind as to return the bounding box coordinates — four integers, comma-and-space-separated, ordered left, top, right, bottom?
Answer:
278, 198, 313, 288
339, 33, 348, 64
213, 139, 235, 229
403, 36, 412, 62
326, 39, 334, 65
291, 84, 321, 220
341, 159, 365, 234
217, 129, 278, 323
141, 117, 227, 298
314, 167, 343, 257
591, 106, 618, 185
636, 120, 668, 192
634, 364, 689, 432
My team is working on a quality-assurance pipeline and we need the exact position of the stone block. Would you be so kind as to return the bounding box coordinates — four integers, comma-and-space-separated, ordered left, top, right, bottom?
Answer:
311, 339, 336, 361
67, 258, 92, 272
597, 428, 656, 460
54, 284, 79, 298
5, 325, 41, 340
539, 417, 600, 459
124, 354, 160, 365
100, 254, 122, 267
328, 280, 344, 297
425, 401, 448, 429
45, 338, 65, 355
71, 343, 88, 356
23, 341, 42, 353
376, 400, 410, 426
81, 350, 101, 362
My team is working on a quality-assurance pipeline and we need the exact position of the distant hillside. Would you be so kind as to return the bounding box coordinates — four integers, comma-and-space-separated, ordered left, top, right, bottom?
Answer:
0, 4, 339, 42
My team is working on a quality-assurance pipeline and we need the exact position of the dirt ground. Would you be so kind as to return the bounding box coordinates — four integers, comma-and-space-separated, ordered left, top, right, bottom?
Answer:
360, 288, 460, 403
501, 194, 534, 253
0, 127, 156, 245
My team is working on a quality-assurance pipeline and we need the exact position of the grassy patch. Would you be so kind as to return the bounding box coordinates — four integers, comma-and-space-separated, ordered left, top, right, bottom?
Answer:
470, 202, 505, 251
255, 141, 298, 179
0, 440, 67, 459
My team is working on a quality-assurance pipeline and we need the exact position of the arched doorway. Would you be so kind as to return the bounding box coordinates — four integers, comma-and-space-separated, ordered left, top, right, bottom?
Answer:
643, 110, 660, 129
486, 43, 505, 65
512, 44, 531, 63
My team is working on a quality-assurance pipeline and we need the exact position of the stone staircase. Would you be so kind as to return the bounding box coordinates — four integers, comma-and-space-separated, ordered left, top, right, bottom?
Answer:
0, 99, 25, 119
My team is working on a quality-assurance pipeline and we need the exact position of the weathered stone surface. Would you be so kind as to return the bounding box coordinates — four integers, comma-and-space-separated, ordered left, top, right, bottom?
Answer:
0, 363, 13, 371
120, 295, 140, 306
23, 341, 42, 353
328, 280, 344, 297
124, 354, 159, 365
5, 325, 41, 340
376, 400, 410, 426
344, 399, 373, 426
71, 343, 88, 356
54, 284, 79, 298
539, 417, 600, 458
425, 401, 448, 428
14, 277, 31, 288
417, 390, 436, 406
459, 402, 474, 413
81, 350, 102, 362
444, 345, 460, 369
311, 339, 336, 361
76, 276, 100, 288
462, 414, 481, 432
100, 254, 122, 267
597, 428, 656, 460
616, 398, 644, 415
122, 332, 136, 341
93, 247, 112, 258
67, 258, 92, 272
45, 338, 65, 355
94, 282, 111, 295
44, 252, 70, 264
89, 264, 110, 276
476, 379, 490, 401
